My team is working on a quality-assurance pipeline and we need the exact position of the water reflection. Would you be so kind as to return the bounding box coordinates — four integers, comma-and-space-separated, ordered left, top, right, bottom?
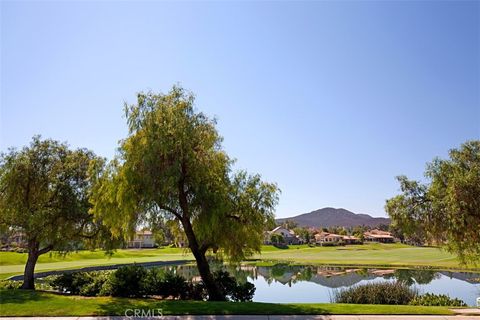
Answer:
158, 264, 480, 306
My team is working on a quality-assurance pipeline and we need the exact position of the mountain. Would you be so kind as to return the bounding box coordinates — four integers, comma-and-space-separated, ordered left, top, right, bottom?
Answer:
275, 207, 390, 228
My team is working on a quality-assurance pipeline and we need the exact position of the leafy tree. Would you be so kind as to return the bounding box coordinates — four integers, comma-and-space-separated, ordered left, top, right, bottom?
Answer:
352, 225, 366, 241
89, 86, 279, 300
270, 233, 284, 244
293, 227, 311, 243
281, 219, 298, 230
0, 137, 112, 289
389, 223, 425, 246
386, 140, 480, 264
264, 218, 277, 231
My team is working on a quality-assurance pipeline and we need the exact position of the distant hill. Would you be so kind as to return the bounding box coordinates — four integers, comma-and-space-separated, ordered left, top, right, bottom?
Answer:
275, 207, 390, 228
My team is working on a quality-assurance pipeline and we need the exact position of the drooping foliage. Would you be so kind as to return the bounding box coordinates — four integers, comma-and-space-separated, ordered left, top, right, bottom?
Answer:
0, 136, 114, 289
90, 86, 279, 299
386, 140, 480, 264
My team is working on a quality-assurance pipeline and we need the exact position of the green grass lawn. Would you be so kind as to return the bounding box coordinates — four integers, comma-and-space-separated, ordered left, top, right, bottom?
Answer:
0, 243, 475, 280
0, 289, 454, 316
0, 247, 194, 279
254, 243, 472, 270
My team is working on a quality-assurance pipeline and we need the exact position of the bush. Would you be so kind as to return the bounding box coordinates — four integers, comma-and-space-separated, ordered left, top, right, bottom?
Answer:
231, 281, 256, 302
185, 282, 207, 300
212, 270, 255, 302
0, 280, 21, 289
333, 281, 417, 305
79, 272, 111, 296
45, 266, 255, 302
410, 293, 467, 307
142, 268, 164, 295
49, 273, 84, 295
157, 272, 189, 299
49, 271, 110, 296
102, 265, 147, 297
213, 270, 238, 297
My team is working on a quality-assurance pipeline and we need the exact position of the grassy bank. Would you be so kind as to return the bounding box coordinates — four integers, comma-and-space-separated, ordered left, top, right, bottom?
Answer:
0, 244, 475, 280
0, 290, 454, 316
0, 247, 194, 279
255, 243, 473, 270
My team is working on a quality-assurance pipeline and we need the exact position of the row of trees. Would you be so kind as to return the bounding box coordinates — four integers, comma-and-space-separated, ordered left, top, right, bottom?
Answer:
1, 85, 478, 299
0, 86, 279, 300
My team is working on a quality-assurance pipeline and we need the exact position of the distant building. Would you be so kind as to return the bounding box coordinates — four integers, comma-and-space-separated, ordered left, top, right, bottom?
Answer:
265, 226, 303, 245
314, 232, 344, 245
364, 229, 395, 243
0, 231, 28, 250
342, 235, 362, 245
127, 230, 155, 248
314, 232, 362, 245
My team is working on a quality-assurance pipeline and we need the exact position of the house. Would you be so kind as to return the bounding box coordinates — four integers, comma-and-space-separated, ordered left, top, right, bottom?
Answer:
342, 235, 362, 245
314, 232, 344, 245
127, 230, 156, 248
0, 231, 27, 250
364, 229, 394, 243
266, 227, 302, 245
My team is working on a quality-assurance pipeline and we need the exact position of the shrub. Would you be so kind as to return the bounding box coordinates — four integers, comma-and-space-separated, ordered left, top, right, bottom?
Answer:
0, 280, 21, 289
49, 273, 84, 295
212, 270, 255, 302
156, 272, 189, 299
142, 268, 165, 295
213, 270, 237, 297
78, 272, 111, 296
185, 282, 207, 300
102, 265, 147, 297
49, 271, 110, 296
44, 266, 255, 302
409, 293, 467, 307
231, 281, 256, 302
333, 281, 417, 305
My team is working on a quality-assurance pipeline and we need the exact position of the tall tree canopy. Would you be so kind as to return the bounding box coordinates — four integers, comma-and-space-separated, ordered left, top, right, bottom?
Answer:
90, 86, 279, 300
385, 140, 480, 264
0, 137, 111, 289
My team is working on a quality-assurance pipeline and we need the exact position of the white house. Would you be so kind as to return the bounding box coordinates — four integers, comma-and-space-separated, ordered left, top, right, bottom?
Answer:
266, 226, 302, 245
127, 230, 155, 248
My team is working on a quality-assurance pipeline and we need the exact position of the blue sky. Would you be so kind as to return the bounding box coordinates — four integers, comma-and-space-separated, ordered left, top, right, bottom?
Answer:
1, 1, 479, 218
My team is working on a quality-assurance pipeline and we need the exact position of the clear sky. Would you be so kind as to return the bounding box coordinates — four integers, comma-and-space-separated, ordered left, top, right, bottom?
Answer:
1, 1, 479, 218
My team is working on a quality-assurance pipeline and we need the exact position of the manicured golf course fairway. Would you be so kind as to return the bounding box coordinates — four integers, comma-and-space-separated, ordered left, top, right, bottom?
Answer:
0, 289, 455, 316
0, 243, 475, 280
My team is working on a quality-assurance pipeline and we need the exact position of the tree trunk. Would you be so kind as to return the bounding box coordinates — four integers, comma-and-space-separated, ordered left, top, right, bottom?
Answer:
20, 249, 38, 290
181, 217, 225, 301
190, 244, 225, 301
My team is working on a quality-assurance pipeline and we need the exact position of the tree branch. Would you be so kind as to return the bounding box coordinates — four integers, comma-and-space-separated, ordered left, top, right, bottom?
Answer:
159, 205, 182, 220
199, 242, 212, 254
226, 214, 247, 223
37, 244, 53, 255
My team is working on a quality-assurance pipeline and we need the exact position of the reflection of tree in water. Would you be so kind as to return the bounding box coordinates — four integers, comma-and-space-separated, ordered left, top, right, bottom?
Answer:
256, 264, 314, 287
392, 269, 438, 285
159, 262, 254, 284
156, 264, 478, 290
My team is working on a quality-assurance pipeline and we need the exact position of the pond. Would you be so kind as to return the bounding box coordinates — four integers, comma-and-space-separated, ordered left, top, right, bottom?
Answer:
165, 264, 480, 306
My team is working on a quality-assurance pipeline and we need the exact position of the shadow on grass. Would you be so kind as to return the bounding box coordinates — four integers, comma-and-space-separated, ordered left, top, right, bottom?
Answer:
0, 289, 50, 304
